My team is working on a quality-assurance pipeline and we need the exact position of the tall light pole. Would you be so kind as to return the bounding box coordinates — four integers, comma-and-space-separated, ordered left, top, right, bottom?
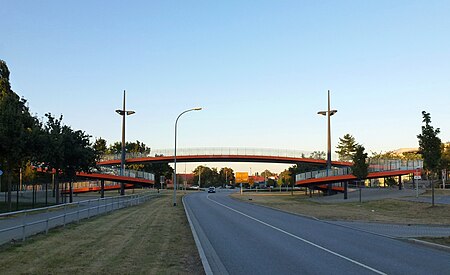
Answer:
173, 107, 202, 206
318, 90, 337, 195
115, 90, 135, 196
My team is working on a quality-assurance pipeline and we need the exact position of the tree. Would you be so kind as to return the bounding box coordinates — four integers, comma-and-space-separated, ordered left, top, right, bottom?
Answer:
219, 167, 234, 186
40, 114, 96, 203
309, 151, 326, 160
93, 137, 108, 160
336, 134, 358, 161
193, 166, 220, 187
261, 169, 275, 179
61, 125, 97, 202
107, 141, 122, 154
352, 145, 369, 183
417, 111, 442, 206
41, 113, 65, 204
417, 111, 442, 176
0, 60, 39, 210
107, 140, 150, 155
440, 142, 450, 172
279, 169, 292, 186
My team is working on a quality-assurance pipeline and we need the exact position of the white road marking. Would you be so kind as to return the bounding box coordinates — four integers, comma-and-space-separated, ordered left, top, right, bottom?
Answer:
207, 195, 387, 275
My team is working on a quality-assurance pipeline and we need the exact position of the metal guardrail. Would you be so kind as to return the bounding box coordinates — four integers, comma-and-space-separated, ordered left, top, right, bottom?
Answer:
296, 159, 424, 182
100, 147, 318, 161
0, 191, 159, 246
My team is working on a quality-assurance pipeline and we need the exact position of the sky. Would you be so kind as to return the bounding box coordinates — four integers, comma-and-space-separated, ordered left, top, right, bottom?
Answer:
1, 1, 449, 173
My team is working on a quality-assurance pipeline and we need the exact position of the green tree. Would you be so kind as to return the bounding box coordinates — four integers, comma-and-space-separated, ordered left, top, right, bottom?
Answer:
0, 60, 39, 210
352, 145, 369, 182
41, 113, 65, 204
336, 134, 358, 161
61, 126, 97, 202
440, 142, 450, 172
261, 169, 275, 179
107, 141, 122, 154
417, 111, 442, 176
219, 167, 234, 186
417, 111, 442, 206
279, 169, 291, 186
93, 137, 108, 160
107, 140, 150, 155
309, 151, 326, 160
193, 166, 219, 187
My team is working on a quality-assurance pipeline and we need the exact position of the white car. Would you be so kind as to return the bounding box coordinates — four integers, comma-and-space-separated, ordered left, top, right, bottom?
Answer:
208, 187, 216, 193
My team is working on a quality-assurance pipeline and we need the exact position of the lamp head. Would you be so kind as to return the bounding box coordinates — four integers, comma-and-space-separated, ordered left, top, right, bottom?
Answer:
193, 107, 203, 111
330, 110, 338, 116
115, 110, 124, 115
126, 111, 136, 115
317, 111, 327, 116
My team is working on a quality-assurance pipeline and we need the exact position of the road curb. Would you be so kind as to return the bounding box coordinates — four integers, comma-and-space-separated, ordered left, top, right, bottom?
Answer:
404, 238, 450, 253
182, 195, 213, 275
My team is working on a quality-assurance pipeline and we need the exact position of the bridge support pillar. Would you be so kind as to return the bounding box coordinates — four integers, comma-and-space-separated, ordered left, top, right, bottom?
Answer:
398, 176, 402, 190
101, 180, 105, 198
344, 182, 348, 200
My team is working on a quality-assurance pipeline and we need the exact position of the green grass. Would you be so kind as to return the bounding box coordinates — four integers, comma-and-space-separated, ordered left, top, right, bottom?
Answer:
0, 192, 204, 274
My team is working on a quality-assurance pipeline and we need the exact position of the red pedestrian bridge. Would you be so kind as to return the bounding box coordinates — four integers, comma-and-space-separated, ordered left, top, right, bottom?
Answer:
98, 147, 352, 167
36, 167, 154, 185
295, 159, 423, 192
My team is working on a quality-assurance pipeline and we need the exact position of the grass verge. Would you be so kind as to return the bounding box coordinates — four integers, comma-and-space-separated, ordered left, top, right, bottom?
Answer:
232, 193, 450, 225
0, 191, 204, 275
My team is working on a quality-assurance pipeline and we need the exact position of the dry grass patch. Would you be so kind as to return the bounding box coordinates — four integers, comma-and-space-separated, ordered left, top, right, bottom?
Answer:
232, 193, 450, 225
0, 192, 204, 275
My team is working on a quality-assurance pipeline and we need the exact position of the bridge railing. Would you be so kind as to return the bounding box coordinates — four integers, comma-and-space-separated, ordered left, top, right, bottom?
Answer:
100, 147, 316, 161
295, 159, 423, 182
95, 167, 155, 181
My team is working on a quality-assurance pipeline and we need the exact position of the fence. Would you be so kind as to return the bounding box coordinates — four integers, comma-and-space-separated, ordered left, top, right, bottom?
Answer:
100, 147, 317, 161
0, 191, 159, 246
296, 159, 424, 182
97, 167, 155, 181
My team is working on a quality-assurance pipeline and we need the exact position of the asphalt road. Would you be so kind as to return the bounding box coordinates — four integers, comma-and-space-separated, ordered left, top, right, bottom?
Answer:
183, 190, 450, 275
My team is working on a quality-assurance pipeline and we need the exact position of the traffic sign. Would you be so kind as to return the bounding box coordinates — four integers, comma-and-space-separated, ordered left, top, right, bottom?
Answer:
414, 169, 421, 180
0, 170, 3, 176
235, 172, 249, 183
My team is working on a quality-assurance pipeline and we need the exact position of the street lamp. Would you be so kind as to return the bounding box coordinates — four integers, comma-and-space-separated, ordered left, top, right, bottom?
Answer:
318, 90, 337, 195
173, 107, 202, 206
115, 90, 135, 196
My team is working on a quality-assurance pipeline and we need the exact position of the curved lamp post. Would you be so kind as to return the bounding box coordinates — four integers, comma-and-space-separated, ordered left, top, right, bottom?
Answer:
115, 90, 135, 195
318, 90, 337, 196
173, 107, 202, 206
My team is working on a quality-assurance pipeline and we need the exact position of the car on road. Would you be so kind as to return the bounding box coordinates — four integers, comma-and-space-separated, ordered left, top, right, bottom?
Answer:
208, 187, 216, 193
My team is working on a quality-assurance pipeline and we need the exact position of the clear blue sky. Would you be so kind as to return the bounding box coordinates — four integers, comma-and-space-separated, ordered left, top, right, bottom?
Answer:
1, 1, 449, 173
